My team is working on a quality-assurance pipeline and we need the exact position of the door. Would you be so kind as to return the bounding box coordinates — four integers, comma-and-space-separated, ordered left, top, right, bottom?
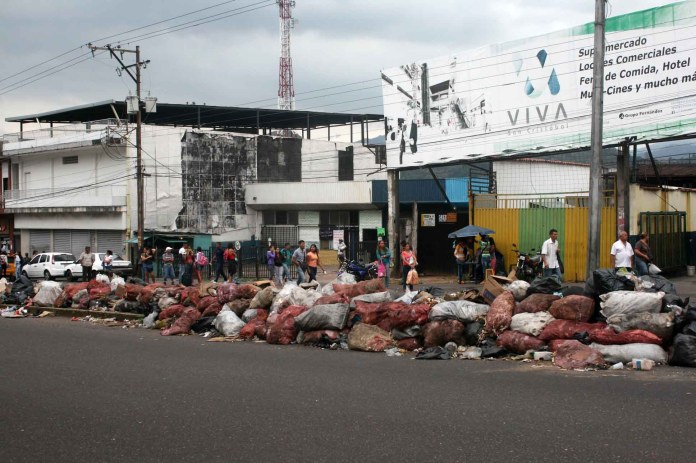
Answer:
24, 255, 40, 277
29, 230, 50, 254
70, 231, 91, 258
53, 231, 71, 253
96, 230, 125, 256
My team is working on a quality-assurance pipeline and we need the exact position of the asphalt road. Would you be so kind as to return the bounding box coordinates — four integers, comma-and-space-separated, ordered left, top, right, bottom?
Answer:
1, 317, 695, 463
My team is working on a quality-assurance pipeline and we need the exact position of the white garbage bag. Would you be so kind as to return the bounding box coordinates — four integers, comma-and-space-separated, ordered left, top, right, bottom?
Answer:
349, 291, 392, 308
508, 280, 531, 302
142, 311, 158, 329
599, 291, 664, 318
158, 297, 178, 310
214, 310, 246, 337
270, 281, 298, 313
429, 301, 490, 323
589, 342, 668, 364
396, 290, 418, 304
510, 311, 555, 337
110, 276, 126, 292
33, 281, 63, 306
294, 303, 350, 331
288, 287, 322, 308
606, 311, 675, 340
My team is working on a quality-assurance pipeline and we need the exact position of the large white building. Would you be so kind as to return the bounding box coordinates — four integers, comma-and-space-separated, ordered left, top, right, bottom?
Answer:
0, 100, 385, 261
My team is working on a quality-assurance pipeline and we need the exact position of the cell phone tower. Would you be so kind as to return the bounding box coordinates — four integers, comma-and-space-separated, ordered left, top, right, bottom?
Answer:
277, 0, 296, 110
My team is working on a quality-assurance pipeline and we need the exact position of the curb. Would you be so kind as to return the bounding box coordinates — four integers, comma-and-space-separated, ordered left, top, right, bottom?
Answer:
1, 304, 143, 321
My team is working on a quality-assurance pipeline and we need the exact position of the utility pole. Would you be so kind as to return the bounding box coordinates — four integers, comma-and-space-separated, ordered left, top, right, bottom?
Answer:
387, 169, 400, 278
89, 44, 149, 250
586, 0, 606, 279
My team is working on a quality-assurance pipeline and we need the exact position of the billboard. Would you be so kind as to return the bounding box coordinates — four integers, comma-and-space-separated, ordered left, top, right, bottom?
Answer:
381, 2, 696, 169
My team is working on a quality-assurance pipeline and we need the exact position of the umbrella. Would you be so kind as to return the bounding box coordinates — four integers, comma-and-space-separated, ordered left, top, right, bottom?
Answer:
447, 225, 496, 239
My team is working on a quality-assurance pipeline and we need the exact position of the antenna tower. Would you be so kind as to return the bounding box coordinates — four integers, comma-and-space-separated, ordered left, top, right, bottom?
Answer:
277, 0, 296, 110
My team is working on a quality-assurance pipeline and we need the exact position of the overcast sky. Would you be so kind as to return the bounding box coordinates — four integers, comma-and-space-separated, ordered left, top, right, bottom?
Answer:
0, 0, 680, 135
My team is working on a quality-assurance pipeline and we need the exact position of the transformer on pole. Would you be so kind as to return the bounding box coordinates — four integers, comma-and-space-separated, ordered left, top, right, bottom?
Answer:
277, 0, 296, 111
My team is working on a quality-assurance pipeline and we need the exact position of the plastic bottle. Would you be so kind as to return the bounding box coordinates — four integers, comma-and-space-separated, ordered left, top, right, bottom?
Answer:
631, 358, 655, 371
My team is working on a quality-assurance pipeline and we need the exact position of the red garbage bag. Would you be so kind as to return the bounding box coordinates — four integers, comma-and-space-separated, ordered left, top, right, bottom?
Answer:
226, 298, 251, 317
266, 305, 307, 345
87, 279, 107, 290
140, 283, 165, 305
334, 280, 386, 298
515, 293, 560, 314
217, 283, 238, 304
161, 307, 200, 336
539, 320, 609, 341
88, 283, 111, 301
347, 323, 394, 352
485, 291, 516, 336
383, 303, 430, 331
65, 282, 90, 301
124, 283, 144, 302
397, 337, 422, 351
300, 330, 340, 344
314, 293, 349, 306
422, 320, 466, 347
496, 330, 545, 354
589, 329, 662, 345
548, 339, 572, 352
196, 296, 217, 313
159, 304, 186, 320
237, 284, 260, 300
240, 318, 268, 340
553, 340, 606, 370
355, 301, 390, 325
201, 302, 222, 318
549, 295, 595, 322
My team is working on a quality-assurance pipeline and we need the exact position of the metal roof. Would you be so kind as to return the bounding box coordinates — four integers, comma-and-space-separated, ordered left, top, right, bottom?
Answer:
6, 100, 383, 131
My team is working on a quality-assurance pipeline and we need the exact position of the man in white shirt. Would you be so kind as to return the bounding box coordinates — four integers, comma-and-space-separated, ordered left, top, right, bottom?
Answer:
178, 245, 187, 281
541, 228, 561, 281
610, 230, 634, 269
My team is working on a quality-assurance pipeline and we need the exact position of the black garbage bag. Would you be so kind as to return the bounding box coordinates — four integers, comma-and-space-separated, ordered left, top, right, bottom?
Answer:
415, 346, 451, 360
640, 275, 677, 295
669, 334, 696, 367
561, 286, 586, 297
464, 321, 483, 346
592, 268, 634, 295
683, 321, 696, 337
526, 276, 562, 296
191, 316, 216, 334
687, 304, 696, 322
480, 337, 508, 358
11, 275, 35, 297
663, 294, 687, 310
127, 276, 147, 286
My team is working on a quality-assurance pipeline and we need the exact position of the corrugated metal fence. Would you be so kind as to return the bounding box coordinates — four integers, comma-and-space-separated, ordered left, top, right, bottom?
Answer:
473, 193, 616, 282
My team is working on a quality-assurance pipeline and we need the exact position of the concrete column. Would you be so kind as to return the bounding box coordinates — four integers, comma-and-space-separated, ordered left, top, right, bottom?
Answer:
387, 169, 400, 277
616, 143, 631, 235
411, 201, 418, 257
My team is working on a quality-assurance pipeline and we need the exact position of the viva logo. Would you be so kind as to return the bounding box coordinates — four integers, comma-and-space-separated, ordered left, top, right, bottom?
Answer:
513, 49, 561, 98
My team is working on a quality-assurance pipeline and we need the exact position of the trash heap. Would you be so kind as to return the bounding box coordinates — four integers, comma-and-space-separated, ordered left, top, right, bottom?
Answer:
7, 269, 696, 370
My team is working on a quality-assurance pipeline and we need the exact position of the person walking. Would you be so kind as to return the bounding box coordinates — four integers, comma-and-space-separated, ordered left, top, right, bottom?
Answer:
281, 243, 293, 283
141, 248, 155, 283
162, 247, 176, 285
224, 244, 237, 283
375, 239, 391, 288
453, 238, 472, 284
14, 252, 22, 281
102, 250, 114, 277
336, 238, 347, 266
273, 246, 284, 287
178, 244, 188, 282
292, 240, 308, 285
194, 247, 207, 285
541, 228, 562, 282
634, 233, 653, 276
212, 242, 227, 282
0, 252, 8, 278
266, 244, 276, 281
610, 230, 634, 270
78, 246, 95, 282
305, 244, 324, 282
400, 241, 417, 291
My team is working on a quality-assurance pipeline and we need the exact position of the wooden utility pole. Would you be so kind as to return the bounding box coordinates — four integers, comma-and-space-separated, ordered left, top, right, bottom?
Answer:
587, 0, 606, 278
387, 169, 400, 277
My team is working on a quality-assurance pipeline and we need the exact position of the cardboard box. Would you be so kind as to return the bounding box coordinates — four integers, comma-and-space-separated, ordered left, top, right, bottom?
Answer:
481, 275, 515, 304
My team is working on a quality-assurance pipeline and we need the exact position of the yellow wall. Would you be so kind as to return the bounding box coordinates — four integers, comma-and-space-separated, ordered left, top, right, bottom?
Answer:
475, 208, 519, 273
630, 184, 696, 232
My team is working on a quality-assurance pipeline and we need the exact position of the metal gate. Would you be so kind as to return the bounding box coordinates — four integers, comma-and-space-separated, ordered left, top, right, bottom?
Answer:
639, 211, 687, 272
236, 244, 298, 280
261, 225, 299, 246
96, 230, 126, 256
29, 230, 50, 254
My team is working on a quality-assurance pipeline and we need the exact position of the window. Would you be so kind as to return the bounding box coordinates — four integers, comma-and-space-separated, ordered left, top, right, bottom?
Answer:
29, 256, 40, 265
62, 156, 79, 165
38, 255, 47, 263
263, 211, 298, 225
320, 211, 355, 226
262, 211, 275, 225
338, 146, 354, 181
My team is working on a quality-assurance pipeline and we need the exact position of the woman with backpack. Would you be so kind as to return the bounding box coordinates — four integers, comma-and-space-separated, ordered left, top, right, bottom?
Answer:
194, 246, 208, 285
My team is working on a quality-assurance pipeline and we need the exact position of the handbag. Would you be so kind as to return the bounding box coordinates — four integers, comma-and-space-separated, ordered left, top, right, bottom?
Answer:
406, 269, 419, 285
377, 262, 386, 277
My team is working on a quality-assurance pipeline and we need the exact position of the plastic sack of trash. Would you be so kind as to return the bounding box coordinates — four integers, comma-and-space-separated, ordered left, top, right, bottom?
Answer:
538, 319, 610, 341
250, 286, 279, 310
526, 276, 562, 296
242, 308, 269, 323
349, 291, 392, 309
33, 281, 63, 307
294, 303, 350, 331
159, 304, 186, 320
162, 307, 201, 336
142, 311, 158, 329
508, 280, 531, 302
510, 311, 555, 337
599, 291, 664, 318
648, 263, 661, 275
391, 325, 422, 340
216, 283, 239, 304
270, 281, 298, 312
266, 305, 307, 345
158, 296, 178, 310
590, 342, 668, 364
395, 290, 418, 304
396, 337, 422, 351
549, 295, 595, 322
380, 303, 430, 331
422, 319, 466, 347
333, 279, 386, 299
553, 340, 606, 370
110, 276, 125, 292
321, 275, 355, 296
515, 293, 559, 314
297, 330, 340, 344
669, 334, 696, 367
347, 323, 394, 352
588, 329, 662, 345
429, 300, 489, 323
213, 310, 246, 337
592, 268, 635, 295
95, 273, 110, 285
606, 311, 674, 340
201, 302, 222, 318
496, 330, 545, 354
225, 299, 252, 317
114, 299, 142, 313
286, 287, 321, 308
239, 318, 268, 340
314, 293, 349, 306
484, 291, 516, 336
639, 275, 676, 294
354, 301, 389, 325
88, 283, 111, 301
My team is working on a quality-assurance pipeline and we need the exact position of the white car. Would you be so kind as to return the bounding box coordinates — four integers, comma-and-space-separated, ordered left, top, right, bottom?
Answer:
65, 252, 133, 280
22, 252, 76, 280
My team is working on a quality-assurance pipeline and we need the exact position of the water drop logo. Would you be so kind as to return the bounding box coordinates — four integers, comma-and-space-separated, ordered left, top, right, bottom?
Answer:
514, 49, 560, 98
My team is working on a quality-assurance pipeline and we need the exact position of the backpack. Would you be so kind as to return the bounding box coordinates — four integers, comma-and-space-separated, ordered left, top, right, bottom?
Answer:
197, 252, 208, 266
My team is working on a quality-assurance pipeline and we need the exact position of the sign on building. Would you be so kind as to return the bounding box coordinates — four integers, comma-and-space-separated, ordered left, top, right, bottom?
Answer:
381, 2, 696, 168
421, 214, 436, 227
332, 230, 345, 249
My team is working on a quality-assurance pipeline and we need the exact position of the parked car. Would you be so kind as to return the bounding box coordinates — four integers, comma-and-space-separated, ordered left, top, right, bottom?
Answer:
65, 252, 133, 280
22, 252, 77, 280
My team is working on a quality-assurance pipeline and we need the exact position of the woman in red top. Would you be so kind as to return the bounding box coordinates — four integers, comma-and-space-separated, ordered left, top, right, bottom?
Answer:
400, 242, 417, 291
223, 244, 237, 283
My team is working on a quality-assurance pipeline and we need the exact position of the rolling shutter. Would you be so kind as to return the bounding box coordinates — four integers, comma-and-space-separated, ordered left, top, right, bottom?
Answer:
53, 231, 71, 253
29, 230, 51, 254
69, 231, 91, 258
96, 230, 125, 256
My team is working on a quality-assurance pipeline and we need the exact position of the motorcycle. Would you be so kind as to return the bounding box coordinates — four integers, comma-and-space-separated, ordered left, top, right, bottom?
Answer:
338, 259, 378, 281
511, 244, 543, 282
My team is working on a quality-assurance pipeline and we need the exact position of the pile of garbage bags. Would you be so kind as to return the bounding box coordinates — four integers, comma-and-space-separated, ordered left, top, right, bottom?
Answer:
9, 268, 696, 370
